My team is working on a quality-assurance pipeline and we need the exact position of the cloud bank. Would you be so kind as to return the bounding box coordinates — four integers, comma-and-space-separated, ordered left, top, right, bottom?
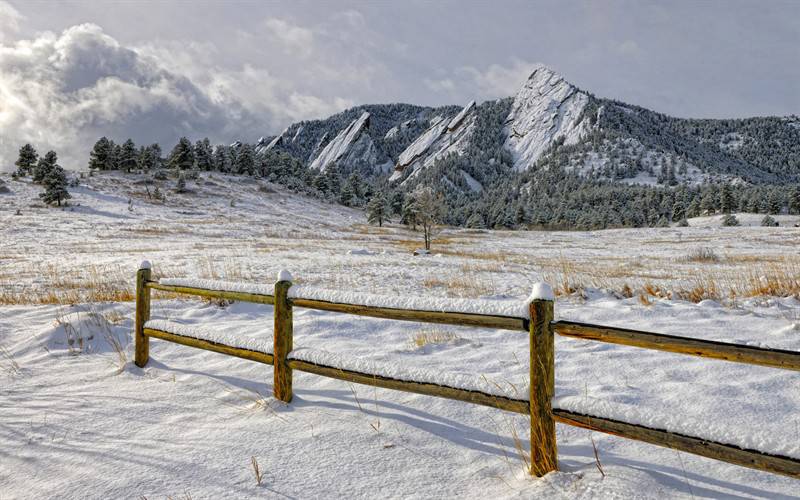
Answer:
0, 21, 354, 170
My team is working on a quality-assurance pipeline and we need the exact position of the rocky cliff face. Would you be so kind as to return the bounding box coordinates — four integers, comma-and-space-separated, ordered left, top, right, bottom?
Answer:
308, 111, 391, 174
390, 100, 477, 183
503, 65, 594, 171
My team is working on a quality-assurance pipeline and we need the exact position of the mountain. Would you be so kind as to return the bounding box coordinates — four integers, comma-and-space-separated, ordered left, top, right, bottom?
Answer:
254, 64, 800, 191
255, 103, 460, 178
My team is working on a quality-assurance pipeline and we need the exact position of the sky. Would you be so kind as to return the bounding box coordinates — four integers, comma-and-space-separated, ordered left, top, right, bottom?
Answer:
1, 0, 799, 170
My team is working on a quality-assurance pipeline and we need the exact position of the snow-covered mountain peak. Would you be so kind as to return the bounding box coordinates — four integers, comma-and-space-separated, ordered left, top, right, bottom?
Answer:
390, 101, 478, 183
503, 65, 593, 170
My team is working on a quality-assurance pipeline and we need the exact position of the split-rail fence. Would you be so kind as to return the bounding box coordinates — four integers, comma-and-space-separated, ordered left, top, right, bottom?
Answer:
134, 262, 800, 479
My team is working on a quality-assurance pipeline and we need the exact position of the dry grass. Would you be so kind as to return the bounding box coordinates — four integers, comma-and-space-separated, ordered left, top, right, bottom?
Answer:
251, 456, 264, 486
0, 346, 21, 377
685, 247, 721, 263
409, 328, 460, 349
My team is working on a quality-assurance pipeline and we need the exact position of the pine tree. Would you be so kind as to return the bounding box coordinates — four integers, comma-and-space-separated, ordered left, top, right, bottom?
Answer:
366, 191, 389, 227
14, 144, 38, 176
175, 172, 187, 193
119, 139, 138, 173
790, 187, 800, 215
111, 142, 122, 170
39, 164, 71, 206
761, 215, 779, 227
88, 137, 114, 171
194, 138, 213, 171
234, 144, 256, 175
213, 145, 230, 172
721, 214, 740, 227
672, 199, 686, 222
465, 212, 485, 228
339, 182, 354, 206
33, 151, 58, 184
767, 190, 782, 215
719, 184, 734, 214
401, 194, 419, 230
168, 137, 195, 170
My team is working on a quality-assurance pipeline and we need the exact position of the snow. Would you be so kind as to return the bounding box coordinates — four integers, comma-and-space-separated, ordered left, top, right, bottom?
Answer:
554, 395, 800, 460
3, 171, 800, 498
277, 269, 293, 282
289, 347, 522, 399
309, 111, 371, 171
161, 278, 275, 297
460, 169, 483, 192
447, 100, 476, 130
529, 282, 554, 301
392, 102, 478, 184
395, 115, 447, 169
139, 259, 151, 270
146, 319, 274, 354
287, 285, 530, 319
504, 64, 592, 171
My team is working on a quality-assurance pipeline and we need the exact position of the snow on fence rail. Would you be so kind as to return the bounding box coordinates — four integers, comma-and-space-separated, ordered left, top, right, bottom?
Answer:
133, 262, 800, 479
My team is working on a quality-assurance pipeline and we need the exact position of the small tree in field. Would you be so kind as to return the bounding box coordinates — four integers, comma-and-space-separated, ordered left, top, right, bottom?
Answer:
721, 214, 740, 227
412, 186, 444, 251
15, 144, 38, 177
366, 191, 389, 227
33, 151, 58, 184
39, 165, 71, 206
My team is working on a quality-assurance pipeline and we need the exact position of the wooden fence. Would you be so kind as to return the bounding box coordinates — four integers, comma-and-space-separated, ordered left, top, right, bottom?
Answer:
133, 263, 800, 479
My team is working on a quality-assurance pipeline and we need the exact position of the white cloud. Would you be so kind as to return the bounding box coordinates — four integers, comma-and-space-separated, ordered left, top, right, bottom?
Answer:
264, 18, 314, 58
0, 23, 352, 170
0, 1, 22, 43
458, 59, 538, 98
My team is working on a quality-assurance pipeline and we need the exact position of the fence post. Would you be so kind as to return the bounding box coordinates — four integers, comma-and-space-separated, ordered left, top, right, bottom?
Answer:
529, 282, 557, 476
273, 270, 294, 402
134, 261, 152, 368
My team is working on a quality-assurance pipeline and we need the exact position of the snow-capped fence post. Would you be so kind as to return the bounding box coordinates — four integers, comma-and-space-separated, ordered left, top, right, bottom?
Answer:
273, 271, 294, 402
134, 261, 152, 368
528, 283, 557, 476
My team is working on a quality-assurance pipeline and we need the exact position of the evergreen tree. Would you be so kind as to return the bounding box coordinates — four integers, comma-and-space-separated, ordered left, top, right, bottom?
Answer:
168, 137, 195, 170
111, 142, 122, 170
767, 190, 782, 215
401, 194, 419, 230
721, 214, 740, 226
88, 137, 114, 171
33, 151, 58, 184
234, 144, 256, 175
672, 199, 686, 222
790, 187, 800, 215
761, 215, 779, 227
119, 139, 138, 173
194, 138, 214, 171
213, 145, 231, 173
719, 184, 734, 214
39, 164, 71, 206
465, 212, 485, 229
175, 172, 187, 193
339, 182, 354, 206
366, 191, 389, 227
14, 144, 38, 176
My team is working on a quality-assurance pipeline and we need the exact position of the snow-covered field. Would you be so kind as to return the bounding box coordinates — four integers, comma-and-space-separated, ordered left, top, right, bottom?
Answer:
1, 172, 800, 498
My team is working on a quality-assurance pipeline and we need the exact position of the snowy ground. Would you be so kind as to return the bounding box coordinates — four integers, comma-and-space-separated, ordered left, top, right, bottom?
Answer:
1, 172, 800, 498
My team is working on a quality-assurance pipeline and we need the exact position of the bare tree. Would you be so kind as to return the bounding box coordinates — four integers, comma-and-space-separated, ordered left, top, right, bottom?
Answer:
412, 186, 444, 250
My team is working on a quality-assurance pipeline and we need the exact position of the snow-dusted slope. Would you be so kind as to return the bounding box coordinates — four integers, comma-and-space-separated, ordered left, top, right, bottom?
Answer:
390, 101, 477, 183
503, 65, 593, 171
309, 111, 390, 173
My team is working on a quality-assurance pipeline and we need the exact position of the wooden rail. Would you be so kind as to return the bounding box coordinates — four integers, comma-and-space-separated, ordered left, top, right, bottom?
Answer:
133, 263, 800, 480
553, 320, 800, 372
289, 297, 528, 332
